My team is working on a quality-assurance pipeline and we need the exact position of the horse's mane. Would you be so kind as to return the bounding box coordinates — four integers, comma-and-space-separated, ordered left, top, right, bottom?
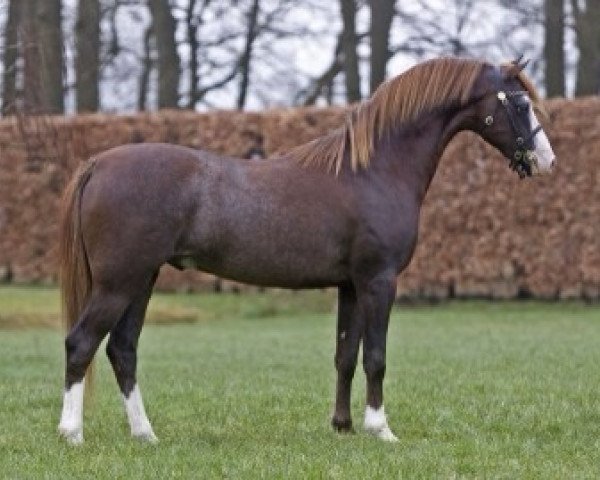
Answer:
286, 57, 540, 175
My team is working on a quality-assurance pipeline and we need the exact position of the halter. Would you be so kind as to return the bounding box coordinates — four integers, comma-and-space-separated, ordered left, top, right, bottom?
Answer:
484, 80, 543, 178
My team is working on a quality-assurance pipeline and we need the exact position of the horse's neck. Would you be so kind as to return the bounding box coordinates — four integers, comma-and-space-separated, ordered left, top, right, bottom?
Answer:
375, 109, 462, 202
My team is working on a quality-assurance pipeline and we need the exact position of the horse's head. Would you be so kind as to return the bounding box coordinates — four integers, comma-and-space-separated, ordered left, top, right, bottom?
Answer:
470, 58, 556, 177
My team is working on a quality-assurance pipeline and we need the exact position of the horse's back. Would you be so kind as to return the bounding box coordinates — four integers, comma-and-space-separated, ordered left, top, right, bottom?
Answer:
92, 142, 224, 176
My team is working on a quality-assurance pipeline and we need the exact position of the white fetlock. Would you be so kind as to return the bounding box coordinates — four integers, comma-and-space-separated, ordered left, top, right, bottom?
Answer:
58, 380, 85, 445
123, 384, 158, 443
364, 405, 399, 442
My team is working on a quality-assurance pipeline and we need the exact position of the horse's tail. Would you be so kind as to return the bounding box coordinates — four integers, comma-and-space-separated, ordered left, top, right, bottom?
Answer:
59, 159, 96, 389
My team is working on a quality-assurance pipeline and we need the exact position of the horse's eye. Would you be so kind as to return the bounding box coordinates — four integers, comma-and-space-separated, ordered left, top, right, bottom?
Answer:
516, 102, 529, 113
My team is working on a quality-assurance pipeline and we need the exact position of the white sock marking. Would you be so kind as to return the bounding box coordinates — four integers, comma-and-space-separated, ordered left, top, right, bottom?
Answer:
123, 384, 158, 443
58, 380, 85, 445
364, 404, 399, 442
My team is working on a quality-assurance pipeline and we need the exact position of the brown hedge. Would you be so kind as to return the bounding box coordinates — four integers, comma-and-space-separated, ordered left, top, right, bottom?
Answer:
0, 98, 598, 299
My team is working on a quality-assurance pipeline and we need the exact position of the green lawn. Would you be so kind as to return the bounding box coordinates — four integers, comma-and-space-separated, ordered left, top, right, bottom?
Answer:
0, 286, 599, 478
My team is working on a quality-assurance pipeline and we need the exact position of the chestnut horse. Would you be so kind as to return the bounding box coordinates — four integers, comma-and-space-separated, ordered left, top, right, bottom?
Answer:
58, 57, 555, 444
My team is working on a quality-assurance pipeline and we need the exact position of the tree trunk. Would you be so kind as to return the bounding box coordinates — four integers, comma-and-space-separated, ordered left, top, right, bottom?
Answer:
572, 0, 600, 96
339, 0, 361, 103
22, 0, 41, 113
148, 0, 181, 108
1, 0, 21, 115
25, 0, 64, 113
187, 0, 199, 109
237, 0, 260, 110
76, 0, 101, 112
544, 0, 565, 97
368, 0, 395, 94
138, 25, 153, 111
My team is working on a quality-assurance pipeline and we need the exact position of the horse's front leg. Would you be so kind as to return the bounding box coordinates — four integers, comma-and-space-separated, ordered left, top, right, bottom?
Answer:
332, 283, 363, 432
358, 273, 398, 442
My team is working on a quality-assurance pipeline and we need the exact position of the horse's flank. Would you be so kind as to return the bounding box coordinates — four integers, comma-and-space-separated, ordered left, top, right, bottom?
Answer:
286, 58, 541, 175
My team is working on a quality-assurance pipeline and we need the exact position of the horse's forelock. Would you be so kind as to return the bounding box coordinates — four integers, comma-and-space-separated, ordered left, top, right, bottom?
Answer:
500, 62, 545, 116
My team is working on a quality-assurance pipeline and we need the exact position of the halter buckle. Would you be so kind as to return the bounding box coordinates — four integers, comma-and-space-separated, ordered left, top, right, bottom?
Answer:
484, 115, 494, 126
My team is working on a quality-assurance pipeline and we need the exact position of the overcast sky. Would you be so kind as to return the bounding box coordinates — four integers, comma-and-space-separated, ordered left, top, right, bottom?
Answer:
0, 0, 581, 113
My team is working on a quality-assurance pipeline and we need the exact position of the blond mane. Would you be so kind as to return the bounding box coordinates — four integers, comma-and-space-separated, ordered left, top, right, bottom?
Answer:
287, 57, 541, 175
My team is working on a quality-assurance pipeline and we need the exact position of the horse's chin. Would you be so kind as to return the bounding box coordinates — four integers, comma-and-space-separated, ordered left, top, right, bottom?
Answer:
528, 158, 540, 177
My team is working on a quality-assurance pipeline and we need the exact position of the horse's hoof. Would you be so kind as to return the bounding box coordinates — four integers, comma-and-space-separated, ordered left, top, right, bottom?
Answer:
331, 417, 354, 434
132, 430, 159, 444
58, 426, 84, 445
365, 425, 399, 442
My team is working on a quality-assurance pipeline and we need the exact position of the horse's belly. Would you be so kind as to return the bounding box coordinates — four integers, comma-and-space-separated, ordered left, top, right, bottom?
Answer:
173, 243, 347, 288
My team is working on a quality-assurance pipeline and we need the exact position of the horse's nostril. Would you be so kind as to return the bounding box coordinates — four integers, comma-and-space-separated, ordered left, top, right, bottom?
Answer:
550, 157, 556, 169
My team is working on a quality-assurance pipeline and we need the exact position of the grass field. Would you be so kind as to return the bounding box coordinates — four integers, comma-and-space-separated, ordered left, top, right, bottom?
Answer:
1, 286, 600, 478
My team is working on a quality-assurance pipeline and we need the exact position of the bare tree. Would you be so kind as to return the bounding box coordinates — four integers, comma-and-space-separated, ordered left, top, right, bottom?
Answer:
237, 0, 261, 110
6, 0, 567, 113
181, 0, 240, 109
544, 0, 565, 97
395, 0, 482, 58
181, 0, 314, 109
339, 0, 361, 102
369, 0, 395, 94
571, 0, 600, 96
76, 0, 101, 112
22, 0, 43, 112
148, 0, 180, 108
39, 0, 64, 113
23, 0, 64, 113
1, 0, 21, 115
302, 34, 344, 106
185, 0, 201, 109
138, 24, 154, 111
96, 0, 155, 112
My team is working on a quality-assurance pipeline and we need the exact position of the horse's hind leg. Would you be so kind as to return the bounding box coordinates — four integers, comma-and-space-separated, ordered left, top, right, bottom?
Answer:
59, 289, 130, 444
106, 273, 158, 442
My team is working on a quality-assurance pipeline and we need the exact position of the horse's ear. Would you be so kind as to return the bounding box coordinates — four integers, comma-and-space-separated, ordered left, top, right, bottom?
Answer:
512, 54, 524, 66
511, 55, 529, 72
517, 59, 530, 72
502, 56, 529, 79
